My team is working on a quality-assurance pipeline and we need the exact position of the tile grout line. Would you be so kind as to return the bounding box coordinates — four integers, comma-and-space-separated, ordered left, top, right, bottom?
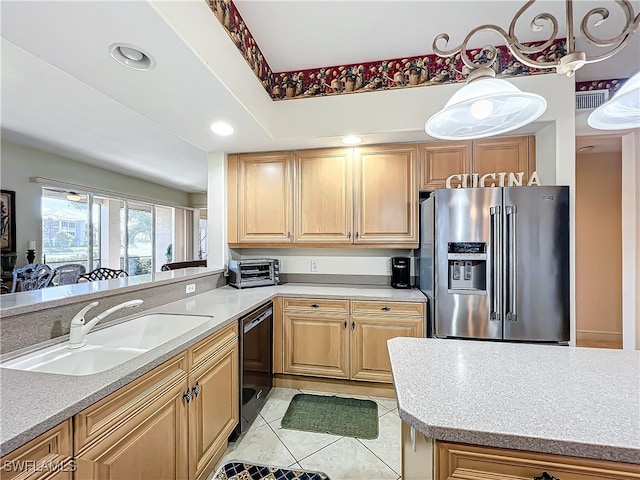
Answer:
355, 437, 400, 477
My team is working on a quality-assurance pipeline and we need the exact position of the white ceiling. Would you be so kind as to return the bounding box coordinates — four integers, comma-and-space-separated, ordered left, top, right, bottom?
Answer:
1, 0, 638, 193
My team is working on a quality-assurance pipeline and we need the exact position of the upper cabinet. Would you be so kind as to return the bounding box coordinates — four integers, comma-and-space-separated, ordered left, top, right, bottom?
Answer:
419, 135, 536, 190
229, 144, 419, 248
419, 141, 472, 190
354, 144, 418, 244
229, 152, 294, 244
295, 148, 353, 244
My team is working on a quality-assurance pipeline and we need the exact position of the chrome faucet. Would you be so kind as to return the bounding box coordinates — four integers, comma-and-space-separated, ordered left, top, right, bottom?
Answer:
68, 299, 143, 349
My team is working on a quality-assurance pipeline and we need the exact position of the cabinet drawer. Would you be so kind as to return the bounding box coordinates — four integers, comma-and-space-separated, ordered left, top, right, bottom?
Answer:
283, 297, 350, 314
74, 352, 188, 454
352, 301, 424, 317
190, 323, 238, 369
435, 441, 640, 480
0, 420, 73, 480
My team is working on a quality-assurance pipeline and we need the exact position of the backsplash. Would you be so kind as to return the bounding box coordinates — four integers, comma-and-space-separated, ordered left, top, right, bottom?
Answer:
0, 272, 225, 355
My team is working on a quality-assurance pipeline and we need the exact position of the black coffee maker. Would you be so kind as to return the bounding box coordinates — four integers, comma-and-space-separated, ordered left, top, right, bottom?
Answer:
391, 256, 411, 289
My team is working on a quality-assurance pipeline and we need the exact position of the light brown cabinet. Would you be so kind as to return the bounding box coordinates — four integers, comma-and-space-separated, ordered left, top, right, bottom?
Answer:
229, 144, 419, 248
419, 136, 536, 190
419, 141, 471, 190
73, 323, 238, 480
435, 441, 640, 480
294, 148, 353, 244
354, 144, 418, 245
229, 152, 294, 244
281, 298, 424, 384
0, 420, 74, 480
283, 311, 350, 379
401, 424, 640, 480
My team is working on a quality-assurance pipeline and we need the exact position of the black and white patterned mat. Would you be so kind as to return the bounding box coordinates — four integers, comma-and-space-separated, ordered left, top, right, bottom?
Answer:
214, 461, 330, 480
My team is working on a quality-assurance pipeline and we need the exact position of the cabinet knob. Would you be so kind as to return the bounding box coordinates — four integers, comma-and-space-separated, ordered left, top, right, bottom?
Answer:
351, 321, 355, 330
533, 474, 561, 480
381, 306, 391, 312
343, 321, 347, 329
356, 232, 360, 239
183, 388, 192, 404
192, 381, 201, 398
287, 231, 291, 238
310, 303, 320, 308
348, 231, 351, 239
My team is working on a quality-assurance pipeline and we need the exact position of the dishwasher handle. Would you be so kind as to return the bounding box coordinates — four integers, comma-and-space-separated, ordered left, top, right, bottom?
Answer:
243, 307, 273, 334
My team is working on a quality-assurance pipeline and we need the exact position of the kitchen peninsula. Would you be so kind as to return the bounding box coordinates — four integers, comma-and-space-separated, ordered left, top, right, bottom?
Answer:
388, 337, 640, 478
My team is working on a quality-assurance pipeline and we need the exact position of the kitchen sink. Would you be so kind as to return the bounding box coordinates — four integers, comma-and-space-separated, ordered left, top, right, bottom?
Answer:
1, 313, 214, 375
86, 313, 214, 349
1, 344, 148, 375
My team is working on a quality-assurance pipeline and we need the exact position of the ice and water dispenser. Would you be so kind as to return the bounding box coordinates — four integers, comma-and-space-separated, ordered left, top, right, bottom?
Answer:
447, 242, 487, 293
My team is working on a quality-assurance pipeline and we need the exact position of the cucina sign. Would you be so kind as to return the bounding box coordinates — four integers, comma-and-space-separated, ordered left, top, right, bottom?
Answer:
445, 171, 541, 188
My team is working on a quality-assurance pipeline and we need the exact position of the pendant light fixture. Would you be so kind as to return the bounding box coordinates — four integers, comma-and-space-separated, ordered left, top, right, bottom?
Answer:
426, 0, 640, 138
425, 68, 547, 140
588, 71, 640, 130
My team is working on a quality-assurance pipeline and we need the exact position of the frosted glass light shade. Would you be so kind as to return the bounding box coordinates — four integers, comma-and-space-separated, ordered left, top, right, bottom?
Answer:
588, 71, 640, 130
425, 78, 547, 140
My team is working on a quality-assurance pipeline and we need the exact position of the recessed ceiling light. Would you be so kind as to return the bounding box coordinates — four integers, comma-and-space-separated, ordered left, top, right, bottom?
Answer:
109, 43, 154, 70
210, 121, 234, 136
578, 146, 595, 153
342, 135, 362, 145
66, 192, 83, 201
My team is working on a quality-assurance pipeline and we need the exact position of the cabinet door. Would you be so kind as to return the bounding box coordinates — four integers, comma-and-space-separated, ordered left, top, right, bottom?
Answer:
283, 312, 350, 379
354, 144, 418, 245
351, 315, 423, 383
419, 141, 471, 190
236, 152, 293, 244
188, 339, 238, 480
0, 420, 73, 480
74, 378, 190, 480
472, 136, 535, 184
295, 148, 353, 243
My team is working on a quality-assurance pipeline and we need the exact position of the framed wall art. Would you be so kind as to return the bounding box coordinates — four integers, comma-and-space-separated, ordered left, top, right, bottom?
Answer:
1, 190, 16, 252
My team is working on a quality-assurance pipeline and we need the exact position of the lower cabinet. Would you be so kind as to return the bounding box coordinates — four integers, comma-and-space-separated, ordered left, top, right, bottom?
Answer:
401, 422, 640, 480
74, 323, 238, 480
283, 312, 350, 379
351, 315, 423, 383
0, 419, 74, 480
281, 299, 424, 383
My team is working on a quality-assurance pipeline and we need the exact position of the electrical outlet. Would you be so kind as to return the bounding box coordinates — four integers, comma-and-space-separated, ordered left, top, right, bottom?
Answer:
185, 283, 196, 294
310, 259, 318, 272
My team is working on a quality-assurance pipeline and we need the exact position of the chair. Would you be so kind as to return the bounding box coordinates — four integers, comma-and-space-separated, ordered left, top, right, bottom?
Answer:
11, 263, 56, 293
78, 267, 128, 282
161, 260, 207, 271
53, 263, 87, 285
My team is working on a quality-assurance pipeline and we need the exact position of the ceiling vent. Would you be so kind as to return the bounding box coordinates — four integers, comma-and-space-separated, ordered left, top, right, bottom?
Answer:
576, 90, 609, 110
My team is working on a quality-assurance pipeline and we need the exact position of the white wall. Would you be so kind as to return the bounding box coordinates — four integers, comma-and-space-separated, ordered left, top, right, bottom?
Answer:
621, 130, 639, 350
207, 151, 226, 269
0, 140, 191, 267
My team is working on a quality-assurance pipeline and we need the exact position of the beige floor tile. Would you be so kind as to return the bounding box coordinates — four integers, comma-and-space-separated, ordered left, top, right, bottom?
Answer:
299, 437, 397, 480
369, 395, 399, 412
358, 409, 402, 475
258, 387, 301, 423
298, 389, 338, 397
218, 423, 296, 469
271, 419, 342, 461
240, 414, 267, 432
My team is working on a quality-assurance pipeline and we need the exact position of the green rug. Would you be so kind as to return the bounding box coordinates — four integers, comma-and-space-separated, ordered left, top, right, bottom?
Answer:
281, 394, 378, 439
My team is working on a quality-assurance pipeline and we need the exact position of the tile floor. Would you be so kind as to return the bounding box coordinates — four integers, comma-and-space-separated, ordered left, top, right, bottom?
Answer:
212, 387, 401, 480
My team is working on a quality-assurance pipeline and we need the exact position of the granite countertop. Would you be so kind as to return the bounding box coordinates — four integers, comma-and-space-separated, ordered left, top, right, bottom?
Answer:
387, 337, 640, 464
0, 283, 425, 456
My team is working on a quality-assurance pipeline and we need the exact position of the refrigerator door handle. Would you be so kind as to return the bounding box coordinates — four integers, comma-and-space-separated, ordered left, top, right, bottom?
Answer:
506, 205, 517, 321
490, 206, 501, 321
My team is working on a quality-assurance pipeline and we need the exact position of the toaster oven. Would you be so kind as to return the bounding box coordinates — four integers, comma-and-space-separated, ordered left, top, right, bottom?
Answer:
228, 259, 280, 289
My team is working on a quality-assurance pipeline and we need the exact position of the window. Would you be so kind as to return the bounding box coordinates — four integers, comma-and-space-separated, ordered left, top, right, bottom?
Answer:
41, 187, 195, 276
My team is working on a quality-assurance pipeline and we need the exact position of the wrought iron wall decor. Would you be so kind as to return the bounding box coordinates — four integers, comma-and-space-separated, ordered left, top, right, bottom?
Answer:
0, 190, 16, 253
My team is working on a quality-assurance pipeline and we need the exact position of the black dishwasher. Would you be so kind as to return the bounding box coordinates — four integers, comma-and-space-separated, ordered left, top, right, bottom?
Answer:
232, 302, 273, 439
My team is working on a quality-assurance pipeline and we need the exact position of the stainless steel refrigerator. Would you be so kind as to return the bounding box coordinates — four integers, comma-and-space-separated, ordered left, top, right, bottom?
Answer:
418, 187, 569, 343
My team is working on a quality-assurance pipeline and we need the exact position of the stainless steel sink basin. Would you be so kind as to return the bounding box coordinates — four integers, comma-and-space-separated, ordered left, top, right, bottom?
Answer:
1, 313, 214, 375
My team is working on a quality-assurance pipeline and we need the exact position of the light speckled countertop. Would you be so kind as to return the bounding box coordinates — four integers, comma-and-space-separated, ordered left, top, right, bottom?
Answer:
387, 337, 640, 464
0, 284, 425, 456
